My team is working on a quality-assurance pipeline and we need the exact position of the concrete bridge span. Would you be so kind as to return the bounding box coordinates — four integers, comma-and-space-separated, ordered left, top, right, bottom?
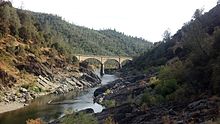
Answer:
74, 55, 133, 76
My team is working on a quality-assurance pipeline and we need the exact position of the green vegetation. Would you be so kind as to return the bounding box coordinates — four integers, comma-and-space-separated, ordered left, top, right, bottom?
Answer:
0, 1, 152, 58
154, 79, 178, 97
133, 5, 220, 106
61, 112, 98, 124
104, 116, 117, 124
103, 100, 116, 108
0, 1, 153, 90
21, 83, 43, 93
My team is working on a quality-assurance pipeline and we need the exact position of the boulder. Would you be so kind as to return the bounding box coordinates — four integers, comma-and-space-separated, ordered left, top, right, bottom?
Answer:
19, 87, 28, 93
78, 108, 94, 114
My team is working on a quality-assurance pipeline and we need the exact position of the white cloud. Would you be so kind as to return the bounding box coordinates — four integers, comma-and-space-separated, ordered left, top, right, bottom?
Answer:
12, 0, 217, 42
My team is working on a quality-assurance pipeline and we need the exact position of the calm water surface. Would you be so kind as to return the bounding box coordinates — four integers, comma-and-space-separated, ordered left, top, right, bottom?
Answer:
0, 74, 117, 124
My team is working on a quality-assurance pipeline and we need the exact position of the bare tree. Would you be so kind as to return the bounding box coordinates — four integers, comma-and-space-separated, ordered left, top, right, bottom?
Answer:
20, 1, 24, 9
162, 29, 171, 42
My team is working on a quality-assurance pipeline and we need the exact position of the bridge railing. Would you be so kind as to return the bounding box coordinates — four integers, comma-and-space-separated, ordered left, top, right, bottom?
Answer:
73, 54, 133, 59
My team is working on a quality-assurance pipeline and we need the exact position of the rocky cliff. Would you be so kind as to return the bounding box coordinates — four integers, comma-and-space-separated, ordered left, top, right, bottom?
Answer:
0, 34, 101, 107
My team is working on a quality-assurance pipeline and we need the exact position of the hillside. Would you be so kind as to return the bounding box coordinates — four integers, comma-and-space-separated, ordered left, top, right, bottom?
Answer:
98, 29, 152, 56
0, 2, 152, 57
31, 11, 152, 56
129, 4, 220, 96
0, 1, 152, 99
92, 4, 220, 124
0, 1, 148, 108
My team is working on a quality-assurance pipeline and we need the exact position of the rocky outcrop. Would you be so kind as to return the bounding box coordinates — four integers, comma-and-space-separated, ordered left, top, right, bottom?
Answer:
95, 98, 220, 124
93, 71, 220, 124
94, 75, 148, 105
0, 69, 16, 87
1, 63, 101, 106
16, 55, 53, 78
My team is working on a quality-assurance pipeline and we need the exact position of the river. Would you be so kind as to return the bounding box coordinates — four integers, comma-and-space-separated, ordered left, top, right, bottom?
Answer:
0, 74, 117, 124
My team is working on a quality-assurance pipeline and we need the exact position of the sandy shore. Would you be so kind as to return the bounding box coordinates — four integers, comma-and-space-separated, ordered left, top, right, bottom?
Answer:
0, 102, 25, 114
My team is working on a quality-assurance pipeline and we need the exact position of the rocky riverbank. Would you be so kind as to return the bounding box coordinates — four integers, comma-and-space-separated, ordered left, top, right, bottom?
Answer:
0, 64, 101, 114
94, 97, 220, 124
94, 74, 148, 105
92, 73, 220, 124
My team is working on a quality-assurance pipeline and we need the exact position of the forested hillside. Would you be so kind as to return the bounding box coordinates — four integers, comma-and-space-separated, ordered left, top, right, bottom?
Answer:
0, 1, 152, 107
129, 5, 220, 99
98, 29, 152, 56
0, 1, 152, 56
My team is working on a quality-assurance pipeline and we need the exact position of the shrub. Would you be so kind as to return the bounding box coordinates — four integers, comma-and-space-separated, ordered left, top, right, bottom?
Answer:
141, 92, 153, 105
166, 85, 187, 101
21, 83, 43, 93
26, 118, 44, 124
103, 100, 116, 108
141, 91, 165, 105
104, 116, 117, 124
14, 45, 26, 56
155, 79, 178, 97
61, 112, 98, 124
19, 27, 31, 42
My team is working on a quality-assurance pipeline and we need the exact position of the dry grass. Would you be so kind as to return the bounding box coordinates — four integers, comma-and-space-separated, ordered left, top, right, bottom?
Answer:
26, 118, 44, 124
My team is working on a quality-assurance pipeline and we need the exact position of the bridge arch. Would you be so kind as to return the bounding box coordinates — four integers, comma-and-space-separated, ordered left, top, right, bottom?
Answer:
121, 59, 132, 67
80, 58, 102, 68
74, 54, 132, 76
104, 59, 121, 69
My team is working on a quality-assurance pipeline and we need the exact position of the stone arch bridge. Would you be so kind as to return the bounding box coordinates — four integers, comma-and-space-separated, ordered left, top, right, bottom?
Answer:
74, 54, 133, 76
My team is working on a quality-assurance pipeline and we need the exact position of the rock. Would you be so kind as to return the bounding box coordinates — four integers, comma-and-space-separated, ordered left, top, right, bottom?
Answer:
182, 99, 219, 123
94, 79, 124, 97
79, 67, 101, 85
19, 98, 26, 103
168, 109, 177, 116
16, 92, 22, 98
124, 74, 146, 83
94, 78, 148, 105
81, 73, 100, 86
65, 78, 77, 86
25, 93, 33, 101
3, 97, 10, 103
15, 57, 53, 78
30, 92, 37, 99
24, 103, 29, 106
55, 87, 64, 94
95, 103, 137, 124
12, 95, 18, 101
19, 87, 28, 93
94, 98, 220, 124
78, 108, 94, 114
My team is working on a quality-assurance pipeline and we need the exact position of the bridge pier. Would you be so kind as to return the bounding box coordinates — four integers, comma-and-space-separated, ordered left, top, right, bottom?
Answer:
119, 63, 122, 69
100, 63, 105, 76
75, 54, 132, 76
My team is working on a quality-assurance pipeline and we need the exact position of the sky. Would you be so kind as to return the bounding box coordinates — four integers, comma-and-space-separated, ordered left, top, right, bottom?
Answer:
12, 0, 217, 42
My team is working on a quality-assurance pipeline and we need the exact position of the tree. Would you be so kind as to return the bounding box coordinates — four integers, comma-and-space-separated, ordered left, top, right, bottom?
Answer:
192, 8, 204, 20
162, 29, 171, 42
18, 26, 31, 41
182, 21, 211, 58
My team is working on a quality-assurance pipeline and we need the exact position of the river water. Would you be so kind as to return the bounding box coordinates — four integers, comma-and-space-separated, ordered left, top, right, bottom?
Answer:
0, 74, 117, 124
